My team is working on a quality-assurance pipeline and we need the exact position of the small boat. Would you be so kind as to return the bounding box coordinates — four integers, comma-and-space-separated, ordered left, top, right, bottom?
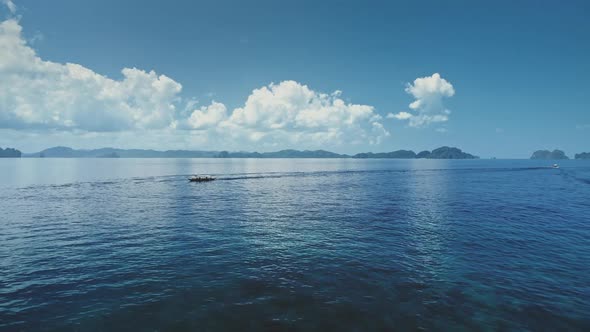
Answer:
552, 164, 559, 169
189, 175, 216, 182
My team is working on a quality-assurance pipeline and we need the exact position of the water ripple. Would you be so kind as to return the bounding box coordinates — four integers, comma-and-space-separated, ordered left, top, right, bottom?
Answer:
1, 159, 589, 330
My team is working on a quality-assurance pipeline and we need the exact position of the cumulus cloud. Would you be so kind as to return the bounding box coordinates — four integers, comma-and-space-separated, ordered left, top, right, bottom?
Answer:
391, 73, 455, 127
204, 81, 389, 146
0, 18, 388, 149
0, 19, 182, 131
187, 101, 227, 129
176, 81, 389, 147
1, 0, 16, 14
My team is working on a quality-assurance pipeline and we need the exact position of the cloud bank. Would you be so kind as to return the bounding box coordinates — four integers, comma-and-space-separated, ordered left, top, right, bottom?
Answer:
389, 73, 455, 127
0, 18, 388, 149
0, 19, 182, 131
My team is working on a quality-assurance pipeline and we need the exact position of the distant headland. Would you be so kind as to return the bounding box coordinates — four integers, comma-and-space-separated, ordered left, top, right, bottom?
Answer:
23, 146, 479, 159
529, 149, 590, 160
0, 147, 22, 158
530, 149, 569, 160
352, 147, 478, 159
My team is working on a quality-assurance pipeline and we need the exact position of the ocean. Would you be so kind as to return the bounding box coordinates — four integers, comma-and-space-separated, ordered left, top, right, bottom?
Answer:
1, 158, 589, 331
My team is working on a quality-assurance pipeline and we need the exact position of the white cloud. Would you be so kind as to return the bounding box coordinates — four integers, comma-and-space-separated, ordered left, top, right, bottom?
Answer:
229, 81, 374, 129
0, 19, 182, 132
210, 81, 388, 146
187, 101, 227, 129
391, 73, 455, 127
0, 18, 388, 149
1, 0, 16, 14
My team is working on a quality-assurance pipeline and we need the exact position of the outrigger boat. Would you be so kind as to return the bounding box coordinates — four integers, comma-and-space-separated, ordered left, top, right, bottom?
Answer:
189, 175, 216, 182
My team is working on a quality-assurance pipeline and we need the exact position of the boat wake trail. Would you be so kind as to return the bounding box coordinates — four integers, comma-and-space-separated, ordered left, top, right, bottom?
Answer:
13, 165, 580, 190
208, 167, 551, 182
214, 169, 406, 181
217, 174, 288, 181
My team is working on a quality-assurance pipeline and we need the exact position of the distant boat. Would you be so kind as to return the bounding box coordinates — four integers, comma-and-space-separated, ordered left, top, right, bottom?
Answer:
189, 176, 216, 182
552, 164, 559, 169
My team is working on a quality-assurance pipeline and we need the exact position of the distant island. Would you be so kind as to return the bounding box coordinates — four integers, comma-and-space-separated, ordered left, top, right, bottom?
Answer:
530, 149, 569, 160
216, 149, 345, 158
23, 146, 479, 159
353, 150, 417, 159
352, 146, 478, 159
24, 146, 219, 158
0, 147, 22, 158
575, 152, 590, 159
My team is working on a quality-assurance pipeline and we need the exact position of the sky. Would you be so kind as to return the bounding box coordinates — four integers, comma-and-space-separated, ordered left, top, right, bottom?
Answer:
0, 0, 589, 158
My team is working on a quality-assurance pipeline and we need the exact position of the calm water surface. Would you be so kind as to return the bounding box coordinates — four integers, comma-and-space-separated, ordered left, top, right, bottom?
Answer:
1, 158, 589, 331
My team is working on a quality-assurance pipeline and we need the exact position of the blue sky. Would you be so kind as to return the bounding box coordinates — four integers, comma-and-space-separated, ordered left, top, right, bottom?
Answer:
1, 0, 589, 157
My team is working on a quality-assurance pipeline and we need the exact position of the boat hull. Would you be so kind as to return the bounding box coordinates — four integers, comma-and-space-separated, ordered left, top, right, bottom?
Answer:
189, 177, 215, 182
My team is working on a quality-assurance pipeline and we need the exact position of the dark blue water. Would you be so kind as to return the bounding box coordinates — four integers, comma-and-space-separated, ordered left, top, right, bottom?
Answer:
1, 159, 589, 331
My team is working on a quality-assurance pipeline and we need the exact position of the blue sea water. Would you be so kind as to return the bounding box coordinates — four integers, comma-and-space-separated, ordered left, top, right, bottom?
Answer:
0, 158, 589, 331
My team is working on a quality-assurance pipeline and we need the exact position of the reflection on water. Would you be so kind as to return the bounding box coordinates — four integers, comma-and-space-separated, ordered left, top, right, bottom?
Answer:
1, 158, 590, 331
405, 160, 451, 280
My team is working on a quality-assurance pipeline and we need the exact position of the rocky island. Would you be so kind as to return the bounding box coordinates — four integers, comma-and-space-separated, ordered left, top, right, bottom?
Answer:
0, 147, 22, 158
352, 146, 478, 159
575, 152, 590, 159
352, 150, 417, 159
420, 146, 479, 159
530, 150, 569, 160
